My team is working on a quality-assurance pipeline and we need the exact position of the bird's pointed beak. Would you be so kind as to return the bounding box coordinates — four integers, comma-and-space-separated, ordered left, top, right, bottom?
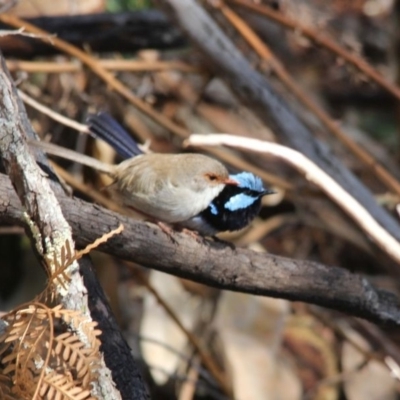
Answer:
222, 177, 239, 186
262, 188, 276, 196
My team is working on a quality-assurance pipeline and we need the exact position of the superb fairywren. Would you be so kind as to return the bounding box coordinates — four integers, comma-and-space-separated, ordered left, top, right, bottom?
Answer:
87, 113, 273, 235
30, 112, 273, 236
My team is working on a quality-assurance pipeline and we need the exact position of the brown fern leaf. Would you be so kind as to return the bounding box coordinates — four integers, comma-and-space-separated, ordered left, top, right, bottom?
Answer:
46, 239, 75, 290
0, 293, 106, 399
51, 332, 98, 382
0, 374, 15, 400
11, 364, 37, 398
74, 224, 124, 261
40, 371, 95, 400
48, 225, 123, 292
0, 303, 55, 399
52, 308, 102, 351
48, 307, 102, 388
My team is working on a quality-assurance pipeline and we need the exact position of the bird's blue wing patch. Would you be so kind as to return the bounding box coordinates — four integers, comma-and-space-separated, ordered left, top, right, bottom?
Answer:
224, 193, 258, 211
209, 203, 218, 215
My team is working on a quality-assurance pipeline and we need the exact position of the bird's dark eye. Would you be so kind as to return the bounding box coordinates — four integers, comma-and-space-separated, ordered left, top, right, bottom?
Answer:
207, 174, 218, 181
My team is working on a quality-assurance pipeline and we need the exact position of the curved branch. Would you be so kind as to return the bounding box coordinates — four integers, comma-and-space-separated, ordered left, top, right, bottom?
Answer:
186, 134, 400, 265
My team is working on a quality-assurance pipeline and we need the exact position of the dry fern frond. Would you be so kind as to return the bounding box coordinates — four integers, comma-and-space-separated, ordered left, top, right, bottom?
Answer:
51, 307, 102, 352
52, 332, 99, 387
47, 224, 124, 290
40, 371, 94, 400
0, 303, 102, 400
74, 223, 124, 261
0, 303, 53, 398
0, 374, 15, 400
44, 239, 74, 290
0, 225, 121, 398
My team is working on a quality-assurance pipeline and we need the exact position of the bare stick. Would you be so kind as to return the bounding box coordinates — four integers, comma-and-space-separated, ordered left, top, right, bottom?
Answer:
28, 139, 114, 175
18, 90, 89, 133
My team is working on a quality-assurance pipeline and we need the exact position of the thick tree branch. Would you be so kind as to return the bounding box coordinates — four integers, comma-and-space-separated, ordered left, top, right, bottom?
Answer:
0, 173, 399, 326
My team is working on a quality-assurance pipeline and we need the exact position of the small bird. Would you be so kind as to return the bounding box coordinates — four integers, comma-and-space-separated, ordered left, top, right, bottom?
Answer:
31, 113, 273, 236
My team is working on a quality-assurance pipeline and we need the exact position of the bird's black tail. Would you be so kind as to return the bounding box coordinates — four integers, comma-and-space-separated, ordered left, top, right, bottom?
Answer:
87, 112, 143, 160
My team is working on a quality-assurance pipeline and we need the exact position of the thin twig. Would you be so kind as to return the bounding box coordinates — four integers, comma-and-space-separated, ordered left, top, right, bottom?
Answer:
228, 0, 400, 101
0, 13, 189, 139
7, 59, 200, 74
50, 162, 122, 212
18, 90, 88, 133
133, 269, 232, 397
0, 27, 54, 42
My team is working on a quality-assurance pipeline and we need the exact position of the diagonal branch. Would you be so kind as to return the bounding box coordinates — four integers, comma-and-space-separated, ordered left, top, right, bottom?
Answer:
186, 134, 400, 265
218, 2, 400, 197
0, 53, 148, 400
159, 0, 400, 247
228, 0, 400, 101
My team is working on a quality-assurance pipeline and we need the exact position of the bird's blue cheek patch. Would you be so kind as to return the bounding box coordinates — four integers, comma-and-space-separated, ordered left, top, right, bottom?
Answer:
209, 203, 218, 215
224, 193, 258, 211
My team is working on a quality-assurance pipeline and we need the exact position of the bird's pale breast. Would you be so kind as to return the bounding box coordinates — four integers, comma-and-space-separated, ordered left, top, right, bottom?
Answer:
113, 154, 226, 222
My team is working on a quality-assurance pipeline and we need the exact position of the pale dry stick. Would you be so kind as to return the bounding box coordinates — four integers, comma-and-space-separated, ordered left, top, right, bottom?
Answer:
385, 357, 400, 380
178, 357, 200, 400
0, 27, 54, 41
187, 134, 400, 265
18, 90, 89, 133
7, 59, 200, 74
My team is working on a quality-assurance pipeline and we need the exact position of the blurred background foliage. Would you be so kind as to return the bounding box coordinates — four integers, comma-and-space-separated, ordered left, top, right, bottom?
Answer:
107, 0, 151, 12
1, 0, 400, 399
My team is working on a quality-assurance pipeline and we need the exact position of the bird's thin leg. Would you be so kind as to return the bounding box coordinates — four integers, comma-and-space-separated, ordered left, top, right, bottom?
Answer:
180, 227, 205, 243
157, 221, 178, 243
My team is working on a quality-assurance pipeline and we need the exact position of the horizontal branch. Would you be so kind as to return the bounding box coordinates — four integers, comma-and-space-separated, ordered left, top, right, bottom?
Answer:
0, 10, 186, 57
0, 172, 399, 326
